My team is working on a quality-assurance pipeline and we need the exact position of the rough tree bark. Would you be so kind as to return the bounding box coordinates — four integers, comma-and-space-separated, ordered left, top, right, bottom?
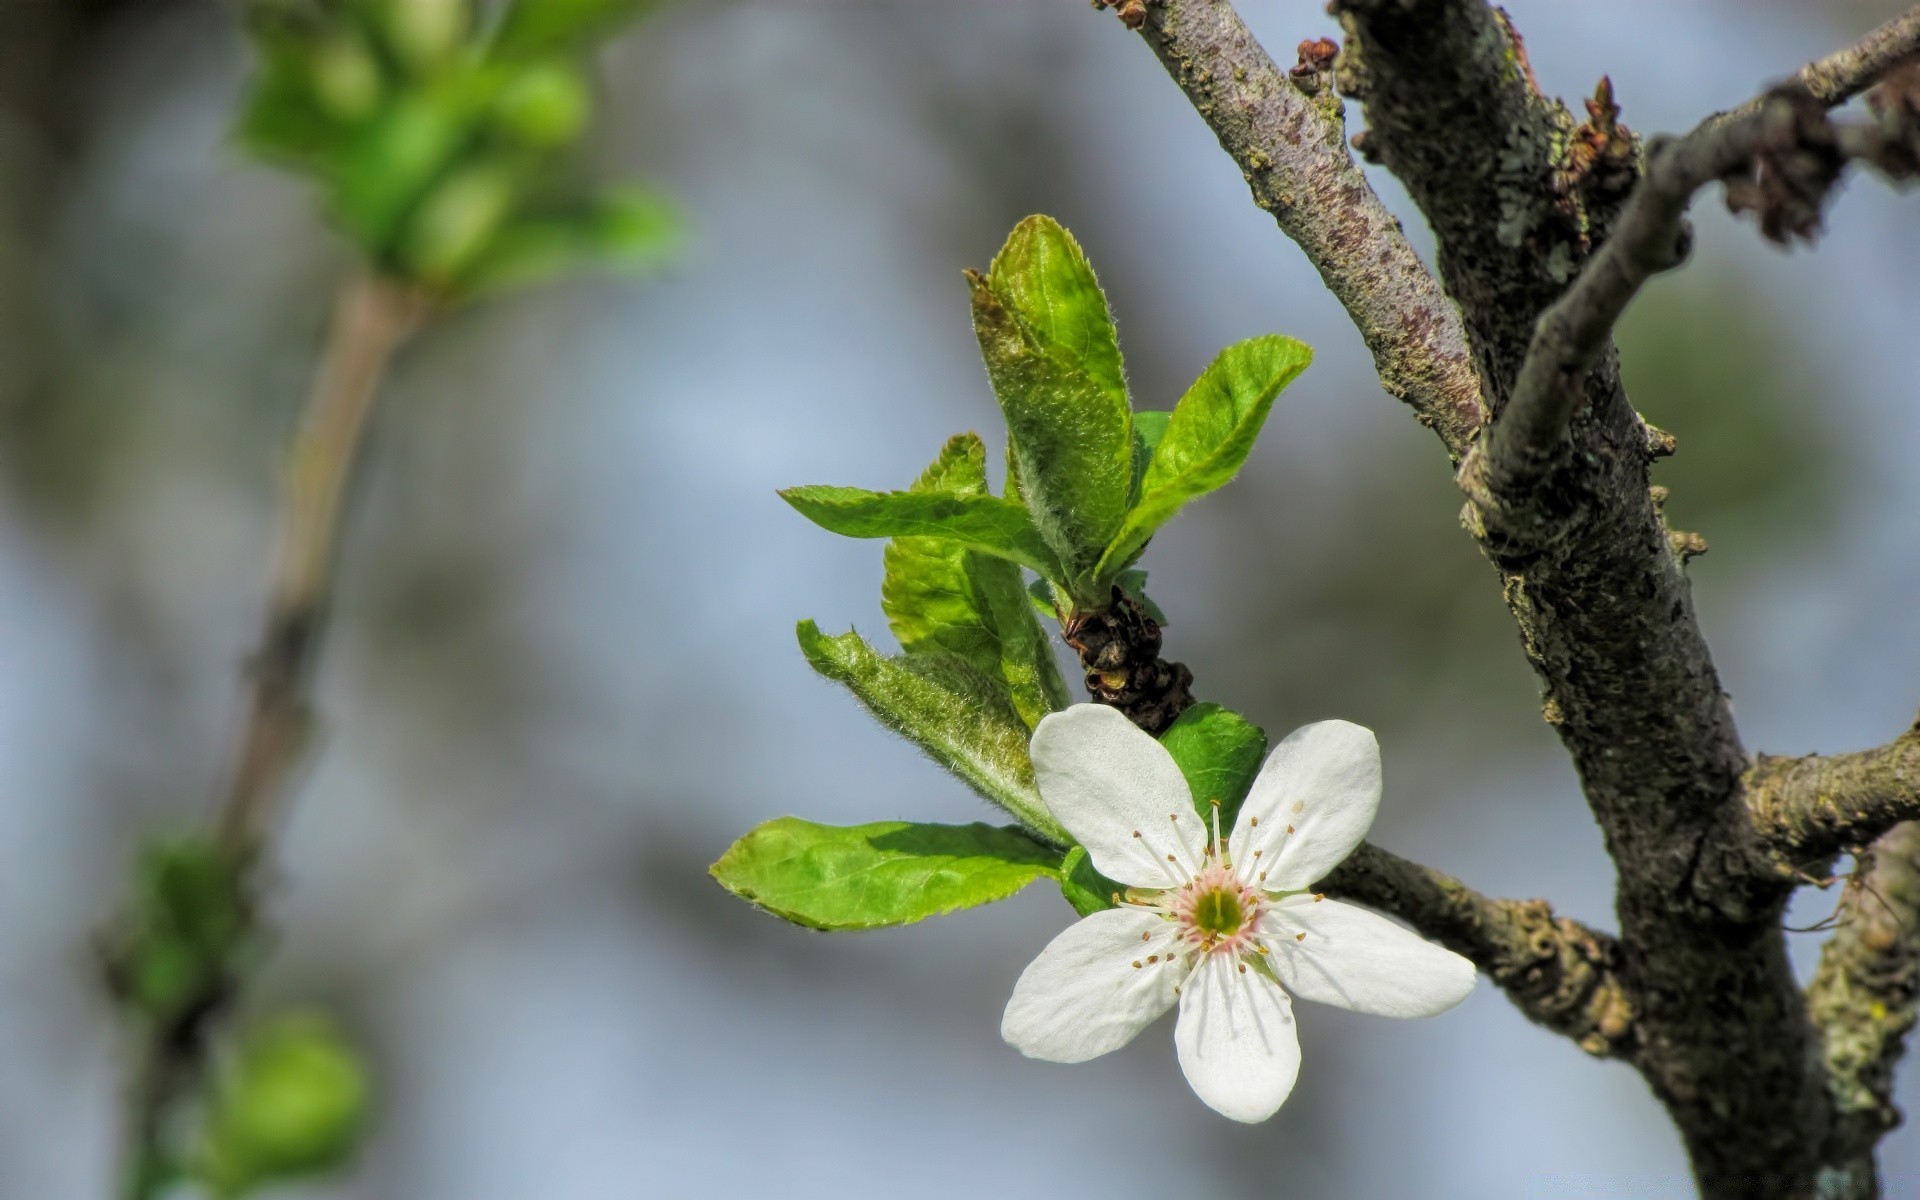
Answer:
1087, 1, 1920, 1194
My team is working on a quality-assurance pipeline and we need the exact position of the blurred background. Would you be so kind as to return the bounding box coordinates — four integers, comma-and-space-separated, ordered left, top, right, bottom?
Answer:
3, 0, 1918, 1196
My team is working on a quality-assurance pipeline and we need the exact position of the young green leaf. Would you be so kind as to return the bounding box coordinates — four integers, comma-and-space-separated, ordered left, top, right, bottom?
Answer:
452, 186, 680, 296
1095, 335, 1312, 581
112, 839, 251, 1027
1113, 567, 1168, 627
881, 435, 1068, 728
711, 818, 1059, 930
1129, 409, 1171, 503
796, 622, 1068, 845
1057, 845, 1125, 917
781, 485, 1064, 580
199, 1013, 370, 1197
1158, 702, 1269, 833
493, 0, 655, 58
971, 217, 1134, 592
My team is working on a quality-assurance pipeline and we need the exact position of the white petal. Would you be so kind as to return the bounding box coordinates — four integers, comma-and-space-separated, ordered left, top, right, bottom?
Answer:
1002, 907, 1188, 1063
1032, 705, 1204, 888
1230, 720, 1380, 892
1261, 896, 1476, 1018
1173, 953, 1301, 1122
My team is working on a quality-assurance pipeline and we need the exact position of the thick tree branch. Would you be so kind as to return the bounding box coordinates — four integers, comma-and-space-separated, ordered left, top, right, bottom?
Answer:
1117, 0, 1485, 459
1745, 724, 1920, 876
1808, 821, 1920, 1197
1319, 842, 1632, 1056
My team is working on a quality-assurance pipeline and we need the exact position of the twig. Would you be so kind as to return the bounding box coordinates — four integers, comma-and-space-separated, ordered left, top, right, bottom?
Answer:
1485, 32, 1920, 494
1807, 821, 1920, 1195
1115, 0, 1486, 459
118, 272, 425, 1198
1745, 725, 1920, 876
1319, 842, 1633, 1056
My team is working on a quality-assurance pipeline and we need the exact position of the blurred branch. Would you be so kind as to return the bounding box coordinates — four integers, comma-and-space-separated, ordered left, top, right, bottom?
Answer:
1318, 842, 1632, 1056
1807, 821, 1920, 1197
119, 273, 424, 1199
216, 274, 425, 857
1106, 0, 1485, 460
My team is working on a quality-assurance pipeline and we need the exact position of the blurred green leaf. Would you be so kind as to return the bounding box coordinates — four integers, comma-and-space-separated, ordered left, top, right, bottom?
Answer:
881, 434, 1068, 729
493, 0, 654, 57
972, 217, 1134, 594
116, 839, 250, 1026
1057, 845, 1124, 916
492, 60, 590, 146
1158, 702, 1267, 832
711, 818, 1058, 930
328, 91, 476, 253
374, 0, 473, 72
1096, 335, 1311, 580
796, 622, 1067, 845
454, 186, 679, 296
199, 1013, 370, 1198
781, 485, 1064, 580
400, 160, 519, 283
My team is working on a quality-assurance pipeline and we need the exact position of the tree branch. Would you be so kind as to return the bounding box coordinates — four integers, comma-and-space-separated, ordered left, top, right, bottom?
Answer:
1117, 0, 1485, 459
1807, 821, 1920, 1197
1486, 74, 1920, 497
117, 273, 424, 1197
1319, 842, 1632, 1056
1745, 724, 1920, 876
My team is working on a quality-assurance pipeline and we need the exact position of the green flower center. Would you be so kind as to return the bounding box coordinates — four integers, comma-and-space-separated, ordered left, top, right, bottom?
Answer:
1191, 887, 1245, 937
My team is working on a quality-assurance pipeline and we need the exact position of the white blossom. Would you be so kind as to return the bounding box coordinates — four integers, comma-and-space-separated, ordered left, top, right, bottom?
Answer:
1002, 704, 1475, 1122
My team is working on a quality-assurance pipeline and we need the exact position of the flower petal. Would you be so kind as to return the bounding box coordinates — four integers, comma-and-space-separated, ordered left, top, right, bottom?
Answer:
1002, 907, 1187, 1063
1032, 704, 1204, 888
1173, 953, 1300, 1122
1230, 720, 1379, 891
1261, 896, 1476, 1018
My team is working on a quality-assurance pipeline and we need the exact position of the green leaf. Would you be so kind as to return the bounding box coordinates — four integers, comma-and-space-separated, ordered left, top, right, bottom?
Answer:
1129, 409, 1171, 503
1057, 845, 1125, 917
971, 216, 1134, 593
781, 485, 1064, 580
1026, 577, 1061, 622
453, 185, 680, 296
1095, 335, 1312, 581
199, 1013, 370, 1197
796, 622, 1067, 845
711, 818, 1059, 930
493, 0, 654, 57
326, 91, 474, 253
881, 435, 1068, 728
1113, 567, 1168, 626
1158, 702, 1269, 833
115, 839, 251, 1026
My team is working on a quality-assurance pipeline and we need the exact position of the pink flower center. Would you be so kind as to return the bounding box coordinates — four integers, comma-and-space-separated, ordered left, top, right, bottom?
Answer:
1170, 859, 1262, 956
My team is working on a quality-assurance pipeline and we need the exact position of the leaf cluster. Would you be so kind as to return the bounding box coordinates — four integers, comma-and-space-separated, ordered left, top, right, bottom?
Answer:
240, 0, 678, 297
714, 217, 1309, 932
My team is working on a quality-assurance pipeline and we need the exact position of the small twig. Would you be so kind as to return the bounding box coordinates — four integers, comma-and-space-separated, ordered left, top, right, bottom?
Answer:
1807, 822, 1920, 1191
118, 272, 425, 1198
1721, 3, 1920, 121
1319, 841, 1633, 1057
1745, 725, 1920, 877
1482, 25, 1920, 496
